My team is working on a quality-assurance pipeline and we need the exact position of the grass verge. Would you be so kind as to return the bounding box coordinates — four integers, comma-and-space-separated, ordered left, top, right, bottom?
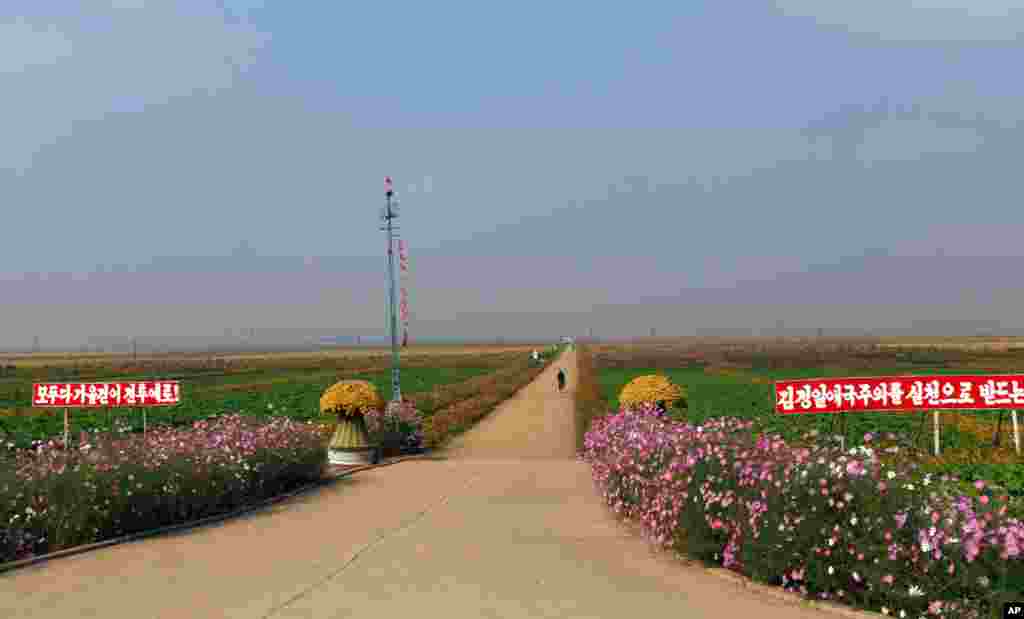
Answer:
574, 344, 605, 452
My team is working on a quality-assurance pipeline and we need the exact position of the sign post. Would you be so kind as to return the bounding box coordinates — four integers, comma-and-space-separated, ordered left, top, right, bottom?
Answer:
31, 382, 181, 445
1014, 411, 1021, 456
380, 176, 403, 403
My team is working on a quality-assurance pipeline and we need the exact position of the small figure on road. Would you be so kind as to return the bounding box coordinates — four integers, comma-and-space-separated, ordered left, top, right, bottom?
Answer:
557, 368, 566, 391
531, 350, 540, 364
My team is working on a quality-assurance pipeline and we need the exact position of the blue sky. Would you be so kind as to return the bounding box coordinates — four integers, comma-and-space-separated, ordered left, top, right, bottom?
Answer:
2, 2, 1024, 345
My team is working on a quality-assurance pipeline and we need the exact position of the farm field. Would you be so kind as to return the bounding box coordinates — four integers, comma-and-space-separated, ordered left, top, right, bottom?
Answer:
0, 344, 559, 564
590, 337, 1024, 494
0, 343, 547, 368
877, 336, 1024, 351
0, 345, 551, 449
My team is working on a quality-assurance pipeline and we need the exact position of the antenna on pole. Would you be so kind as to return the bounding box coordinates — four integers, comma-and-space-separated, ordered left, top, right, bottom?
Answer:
380, 176, 402, 403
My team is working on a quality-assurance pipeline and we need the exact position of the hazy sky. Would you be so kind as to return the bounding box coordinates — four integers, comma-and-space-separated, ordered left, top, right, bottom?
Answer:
3, 2, 1024, 346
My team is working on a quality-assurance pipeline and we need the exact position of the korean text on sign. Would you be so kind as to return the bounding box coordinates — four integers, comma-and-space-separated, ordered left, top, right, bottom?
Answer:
774, 375, 1024, 414
31, 382, 181, 408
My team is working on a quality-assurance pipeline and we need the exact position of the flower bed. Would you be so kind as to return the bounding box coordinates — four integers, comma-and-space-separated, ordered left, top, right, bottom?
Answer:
582, 405, 1024, 618
364, 400, 425, 455
0, 414, 326, 564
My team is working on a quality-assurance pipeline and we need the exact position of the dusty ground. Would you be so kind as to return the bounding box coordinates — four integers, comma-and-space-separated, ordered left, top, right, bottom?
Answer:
0, 349, 842, 619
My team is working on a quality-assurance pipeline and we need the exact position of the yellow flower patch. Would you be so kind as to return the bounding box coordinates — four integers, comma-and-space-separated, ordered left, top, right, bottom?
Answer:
619, 374, 686, 409
319, 380, 383, 418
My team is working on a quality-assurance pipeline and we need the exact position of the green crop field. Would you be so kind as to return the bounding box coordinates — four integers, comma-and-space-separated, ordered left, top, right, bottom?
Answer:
593, 338, 1024, 454
590, 338, 1024, 495
597, 365, 1007, 451
0, 348, 546, 449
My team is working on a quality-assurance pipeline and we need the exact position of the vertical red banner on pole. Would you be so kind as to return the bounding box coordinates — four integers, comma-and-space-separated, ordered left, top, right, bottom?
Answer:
398, 240, 410, 347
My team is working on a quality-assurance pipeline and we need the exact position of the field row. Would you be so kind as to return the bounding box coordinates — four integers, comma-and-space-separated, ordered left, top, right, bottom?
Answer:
587, 340, 1024, 495
0, 349, 549, 449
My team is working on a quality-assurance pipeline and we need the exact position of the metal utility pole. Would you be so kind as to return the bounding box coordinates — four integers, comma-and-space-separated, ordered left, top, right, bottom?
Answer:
380, 176, 402, 403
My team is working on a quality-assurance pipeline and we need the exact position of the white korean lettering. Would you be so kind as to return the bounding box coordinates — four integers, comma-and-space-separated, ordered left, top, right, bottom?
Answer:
908, 381, 925, 407
812, 385, 830, 409
1011, 380, 1024, 405
871, 384, 890, 406
980, 380, 1012, 406
959, 382, 974, 404
796, 385, 813, 410
889, 382, 905, 406
160, 382, 177, 404
842, 384, 858, 407
108, 384, 122, 406
777, 386, 795, 411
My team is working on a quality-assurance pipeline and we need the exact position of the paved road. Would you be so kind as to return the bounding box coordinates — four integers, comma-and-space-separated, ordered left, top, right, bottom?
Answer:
1, 350, 838, 619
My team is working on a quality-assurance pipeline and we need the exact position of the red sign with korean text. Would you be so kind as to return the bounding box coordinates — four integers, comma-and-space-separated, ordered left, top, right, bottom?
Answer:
31, 382, 181, 408
775, 375, 1024, 414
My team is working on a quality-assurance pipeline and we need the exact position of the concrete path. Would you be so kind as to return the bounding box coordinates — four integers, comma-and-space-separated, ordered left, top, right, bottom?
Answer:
1, 350, 837, 619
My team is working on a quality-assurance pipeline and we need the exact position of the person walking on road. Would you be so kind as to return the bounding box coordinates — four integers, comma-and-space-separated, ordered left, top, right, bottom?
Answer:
557, 368, 566, 392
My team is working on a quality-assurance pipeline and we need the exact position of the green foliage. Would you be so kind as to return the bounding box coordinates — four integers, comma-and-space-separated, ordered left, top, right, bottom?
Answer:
597, 365, 1024, 495
574, 345, 605, 451
0, 366, 495, 449
1, 415, 325, 562
585, 411, 1024, 619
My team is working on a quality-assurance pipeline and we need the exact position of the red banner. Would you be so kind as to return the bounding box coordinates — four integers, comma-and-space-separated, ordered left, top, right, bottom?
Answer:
398, 240, 409, 274
32, 382, 181, 408
775, 375, 1024, 414
398, 239, 410, 346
